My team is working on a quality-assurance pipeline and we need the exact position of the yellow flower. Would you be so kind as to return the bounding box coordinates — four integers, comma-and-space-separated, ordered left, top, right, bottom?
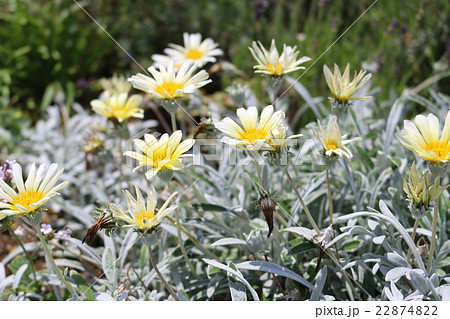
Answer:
100, 74, 131, 95
311, 116, 360, 159
249, 39, 311, 76
0, 163, 69, 218
268, 121, 303, 153
323, 63, 372, 103
157, 33, 223, 67
403, 162, 447, 218
214, 105, 285, 151
110, 186, 178, 231
128, 62, 211, 100
398, 111, 450, 164
124, 130, 195, 179
90, 91, 144, 123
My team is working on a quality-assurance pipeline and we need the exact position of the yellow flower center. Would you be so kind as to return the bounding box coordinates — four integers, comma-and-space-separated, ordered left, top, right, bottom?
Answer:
424, 141, 450, 161
137, 211, 155, 229
267, 62, 283, 75
111, 105, 132, 119
156, 82, 184, 98
11, 190, 45, 212
239, 128, 269, 142
185, 49, 203, 60
326, 140, 339, 150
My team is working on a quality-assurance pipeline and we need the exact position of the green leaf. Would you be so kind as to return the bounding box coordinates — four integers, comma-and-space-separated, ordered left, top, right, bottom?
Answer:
191, 203, 229, 212
70, 270, 95, 301
288, 241, 316, 255
342, 240, 361, 251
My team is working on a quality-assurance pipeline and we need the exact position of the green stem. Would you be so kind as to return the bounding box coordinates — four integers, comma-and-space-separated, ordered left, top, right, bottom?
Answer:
34, 224, 76, 296
326, 167, 333, 225
283, 167, 321, 236
170, 111, 177, 132
148, 245, 179, 300
427, 204, 438, 273
407, 218, 420, 263
6, 224, 37, 282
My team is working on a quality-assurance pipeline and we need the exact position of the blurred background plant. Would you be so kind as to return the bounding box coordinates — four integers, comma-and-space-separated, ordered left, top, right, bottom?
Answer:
1, 0, 449, 144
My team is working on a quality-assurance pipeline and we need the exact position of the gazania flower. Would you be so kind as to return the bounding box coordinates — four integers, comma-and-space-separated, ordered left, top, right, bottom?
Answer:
398, 111, 450, 164
323, 63, 372, 103
311, 116, 360, 159
158, 33, 223, 67
268, 121, 303, 153
90, 91, 143, 123
0, 163, 69, 218
152, 54, 183, 70
215, 105, 284, 151
100, 74, 131, 95
124, 130, 195, 179
128, 62, 211, 100
110, 186, 178, 231
249, 39, 311, 76
403, 162, 447, 218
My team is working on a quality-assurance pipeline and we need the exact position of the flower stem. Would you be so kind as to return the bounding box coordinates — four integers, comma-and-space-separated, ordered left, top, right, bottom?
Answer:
148, 245, 179, 300
427, 204, 439, 273
406, 218, 420, 263
326, 167, 333, 225
34, 223, 76, 296
6, 223, 37, 282
283, 167, 321, 236
170, 111, 177, 132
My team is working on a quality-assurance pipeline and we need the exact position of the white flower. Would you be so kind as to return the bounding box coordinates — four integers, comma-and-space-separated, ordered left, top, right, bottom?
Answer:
90, 91, 143, 122
269, 121, 302, 152
110, 186, 178, 231
249, 39, 311, 76
40, 223, 53, 235
215, 105, 284, 151
128, 62, 211, 99
311, 116, 360, 159
323, 63, 372, 103
156, 33, 223, 67
124, 130, 195, 179
0, 163, 69, 218
398, 111, 450, 164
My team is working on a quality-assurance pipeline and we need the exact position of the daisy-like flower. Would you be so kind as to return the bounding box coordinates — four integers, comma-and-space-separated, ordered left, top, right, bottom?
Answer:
214, 105, 285, 151
268, 121, 303, 153
398, 111, 450, 164
90, 91, 143, 123
157, 32, 223, 68
311, 116, 360, 159
152, 54, 183, 70
100, 74, 131, 95
128, 62, 211, 100
124, 130, 195, 179
249, 39, 311, 76
323, 63, 372, 104
110, 186, 178, 231
0, 163, 69, 218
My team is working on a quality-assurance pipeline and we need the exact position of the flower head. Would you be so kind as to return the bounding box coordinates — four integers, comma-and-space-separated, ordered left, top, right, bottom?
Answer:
100, 74, 131, 95
398, 111, 450, 164
403, 162, 447, 218
311, 116, 360, 159
249, 39, 311, 76
124, 130, 195, 179
156, 33, 223, 68
214, 105, 285, 151
268, 120, 302, 153
128, 62, 211, 100
91, 91, 143, 123
110, 186, 178, 231
323, 63, 372, 104
0, 163, 69, 219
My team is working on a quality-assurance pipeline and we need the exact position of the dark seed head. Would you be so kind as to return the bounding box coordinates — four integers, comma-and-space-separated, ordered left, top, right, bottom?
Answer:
258, 194, 276, 237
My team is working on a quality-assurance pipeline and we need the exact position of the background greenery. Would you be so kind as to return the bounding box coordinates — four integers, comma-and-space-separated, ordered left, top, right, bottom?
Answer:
1, 0, 449, 138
